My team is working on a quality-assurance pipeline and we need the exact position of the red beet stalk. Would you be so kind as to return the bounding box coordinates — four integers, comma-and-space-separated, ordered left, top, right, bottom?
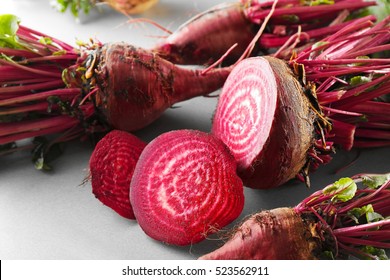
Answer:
153, 0, 377, 65
200, 173, 390, 260
211, 16, 390, 189
0, 15, 229, 167
292, 16, 390, 151
130, 129, 245, 246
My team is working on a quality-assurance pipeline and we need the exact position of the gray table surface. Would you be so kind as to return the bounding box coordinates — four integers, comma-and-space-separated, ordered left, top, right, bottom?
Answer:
1, 0, 389, 260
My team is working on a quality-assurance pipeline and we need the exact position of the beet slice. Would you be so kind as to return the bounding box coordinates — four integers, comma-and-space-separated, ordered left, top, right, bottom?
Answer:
130, 129, 244, 245
89, 130, 146, 219
212, 56, 315, 189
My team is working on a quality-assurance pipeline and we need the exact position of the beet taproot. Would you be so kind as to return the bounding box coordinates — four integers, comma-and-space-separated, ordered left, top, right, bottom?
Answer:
153, 2, 257, 66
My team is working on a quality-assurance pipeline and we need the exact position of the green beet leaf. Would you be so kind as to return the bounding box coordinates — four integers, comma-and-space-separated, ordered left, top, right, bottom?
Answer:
360, 246, 388, 260
0, 14, 23, 49
323, 177, 357, 202
348, 204, 384, 224
362, 173, 390, 189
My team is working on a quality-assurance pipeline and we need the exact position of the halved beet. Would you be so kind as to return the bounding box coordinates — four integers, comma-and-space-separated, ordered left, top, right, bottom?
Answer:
212, 56, 315, 189
130, 129, 244, 245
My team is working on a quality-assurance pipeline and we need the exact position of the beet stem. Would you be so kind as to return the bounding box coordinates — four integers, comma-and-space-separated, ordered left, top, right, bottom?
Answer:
236, 0, 278, 63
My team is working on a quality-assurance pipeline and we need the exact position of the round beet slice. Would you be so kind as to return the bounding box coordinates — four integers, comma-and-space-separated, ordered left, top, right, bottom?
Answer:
130, 129, 244, 245
90, 130, 146, 219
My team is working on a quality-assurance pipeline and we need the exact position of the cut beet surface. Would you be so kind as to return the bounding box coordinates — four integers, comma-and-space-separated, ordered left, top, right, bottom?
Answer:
212, 56, 315, 189
89, 130, 147, 219
212, 57, 278, 169
130, 129, 244, 246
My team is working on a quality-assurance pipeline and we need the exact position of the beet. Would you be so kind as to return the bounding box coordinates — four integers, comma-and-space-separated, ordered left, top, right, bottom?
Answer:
212, 17, 390, 189
200, 174, 390, 260
130, 129, 244, 246
212, 56, 315, 189
200, 207, 319, 260
153, 0, 377, 65
89, 130, 146, 219
154, 2, 257, 66
89, 42, 230, 131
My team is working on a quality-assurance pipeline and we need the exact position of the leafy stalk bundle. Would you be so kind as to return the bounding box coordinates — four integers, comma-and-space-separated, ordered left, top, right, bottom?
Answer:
200, 173, 390, 260
295, 173, 390, 259
0, 15, 99, 168
289, 15, 390, 177
244, 0, 378, 52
